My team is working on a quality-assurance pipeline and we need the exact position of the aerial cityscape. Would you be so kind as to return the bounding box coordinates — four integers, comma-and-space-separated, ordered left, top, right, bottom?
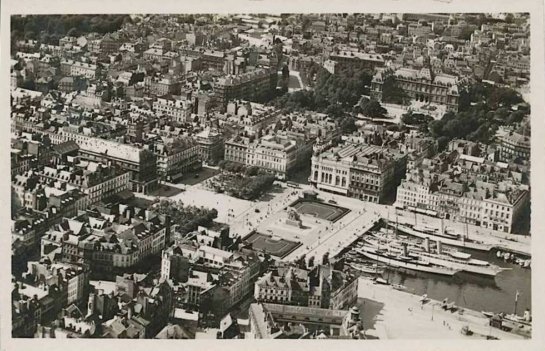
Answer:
10, 13, 531, 340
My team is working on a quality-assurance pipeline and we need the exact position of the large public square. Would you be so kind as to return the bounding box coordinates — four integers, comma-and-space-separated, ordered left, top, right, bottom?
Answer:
142, 172, 384, 264
139, 170, 531, 265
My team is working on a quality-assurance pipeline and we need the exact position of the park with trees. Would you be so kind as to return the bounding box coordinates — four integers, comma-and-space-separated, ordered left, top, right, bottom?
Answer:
207, 161, 276, 200
269, 65, 380, 131
425, 82, 528, 150
277, 63, 530, 154
153, 199, 218, 235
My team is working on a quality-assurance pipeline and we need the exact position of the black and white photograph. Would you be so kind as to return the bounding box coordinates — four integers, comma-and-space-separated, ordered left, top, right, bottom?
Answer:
1, 0, 544, 350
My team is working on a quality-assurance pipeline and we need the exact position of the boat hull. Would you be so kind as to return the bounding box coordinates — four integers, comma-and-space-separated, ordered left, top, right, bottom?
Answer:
364, 235, 502, 276
422, 255, 502, 276
395, 224, 493, 252
348, 263, 384, 274
356, 248, 458, 276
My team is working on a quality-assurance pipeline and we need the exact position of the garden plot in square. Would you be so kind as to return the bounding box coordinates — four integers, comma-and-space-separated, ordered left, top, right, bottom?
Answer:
243, 232, 300, 259
291, 199, 350, 222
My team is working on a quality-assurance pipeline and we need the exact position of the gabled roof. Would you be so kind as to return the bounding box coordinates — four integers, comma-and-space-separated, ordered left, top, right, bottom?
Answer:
52, 140, 80, 155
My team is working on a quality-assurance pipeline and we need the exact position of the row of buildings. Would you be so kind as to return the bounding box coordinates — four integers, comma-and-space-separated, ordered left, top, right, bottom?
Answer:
223, 109, 340, 179
308, 125, 530, 234
395, 141, 530, 233
40, 204, 170, 271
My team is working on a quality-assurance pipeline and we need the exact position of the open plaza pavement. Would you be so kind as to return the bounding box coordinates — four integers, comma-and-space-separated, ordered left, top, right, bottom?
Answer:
137, 173, 530, 261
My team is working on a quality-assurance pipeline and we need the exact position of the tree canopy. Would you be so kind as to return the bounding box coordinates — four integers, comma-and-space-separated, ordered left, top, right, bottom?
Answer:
271, 66, 373, 116
216, 161, 277, 200
269, 66, 373, 134
381, 75, 410, 105
340, 116, 357, 134
356, 98, 387, 118
425, 82, 528, 150
11, 15, 131, 45
154, 199, 218, 235
401, 111, 434, 126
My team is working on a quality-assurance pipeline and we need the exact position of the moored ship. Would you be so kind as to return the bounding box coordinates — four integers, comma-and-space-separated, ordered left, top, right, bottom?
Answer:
393, 223, 493, 252
355, 246, 459, 277
364, 234, 506, 277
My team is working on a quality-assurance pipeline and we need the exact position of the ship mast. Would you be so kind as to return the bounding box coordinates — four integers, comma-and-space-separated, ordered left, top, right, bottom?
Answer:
395, 208, 399, 239
513, 290, 520, 316
386, 209, 390, 231
386, 253, 391, 284
375, 234, 380, 275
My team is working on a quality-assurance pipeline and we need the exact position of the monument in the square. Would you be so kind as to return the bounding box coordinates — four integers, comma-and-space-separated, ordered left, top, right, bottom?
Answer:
285, 208, 303, 228
302, 189, 318, 201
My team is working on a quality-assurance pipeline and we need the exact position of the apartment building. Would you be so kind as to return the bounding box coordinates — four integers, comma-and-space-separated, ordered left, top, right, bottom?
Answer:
71, 62, 99, 79
249, 135, 299, 179
254, 264, 358, 310
42, 209, 168, 271
224, 133, 300, 180
12, 210, 51, 256
498, 131, 530, 163
144, 76, 181, 96
13, 261, 90, 336
35, 161, 131, 207
46, 129, 158, 194
225, 100, 281, 134
396, 153, 530, 233
224, 135, 251, 165
195, 128, 224, 164
214, 67, 278, 107
161, 240, 261, 313
328, 51, 385, 73
217, 252, 261, 309
200, 49, 226, 71
12, 172, 88, 215
248, 303, 363, 339
153, 97, 193, 124
25, 261, 90, 305
149, 139, 201, 182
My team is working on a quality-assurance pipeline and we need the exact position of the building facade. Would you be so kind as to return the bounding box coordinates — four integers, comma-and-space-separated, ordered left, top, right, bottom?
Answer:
150, 140, 202, 182
396, 154, 530, 233
153, 98, 193, 124
498, 132, 530, 163
214, 68, 278, 107
371, 67, 460, 112
46, 130, 158, 194
195, 128, 224, 165
310, 143, 407, 203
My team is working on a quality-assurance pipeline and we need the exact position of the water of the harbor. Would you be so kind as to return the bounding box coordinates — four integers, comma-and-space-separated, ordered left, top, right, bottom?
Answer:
379, 249, 531, 315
